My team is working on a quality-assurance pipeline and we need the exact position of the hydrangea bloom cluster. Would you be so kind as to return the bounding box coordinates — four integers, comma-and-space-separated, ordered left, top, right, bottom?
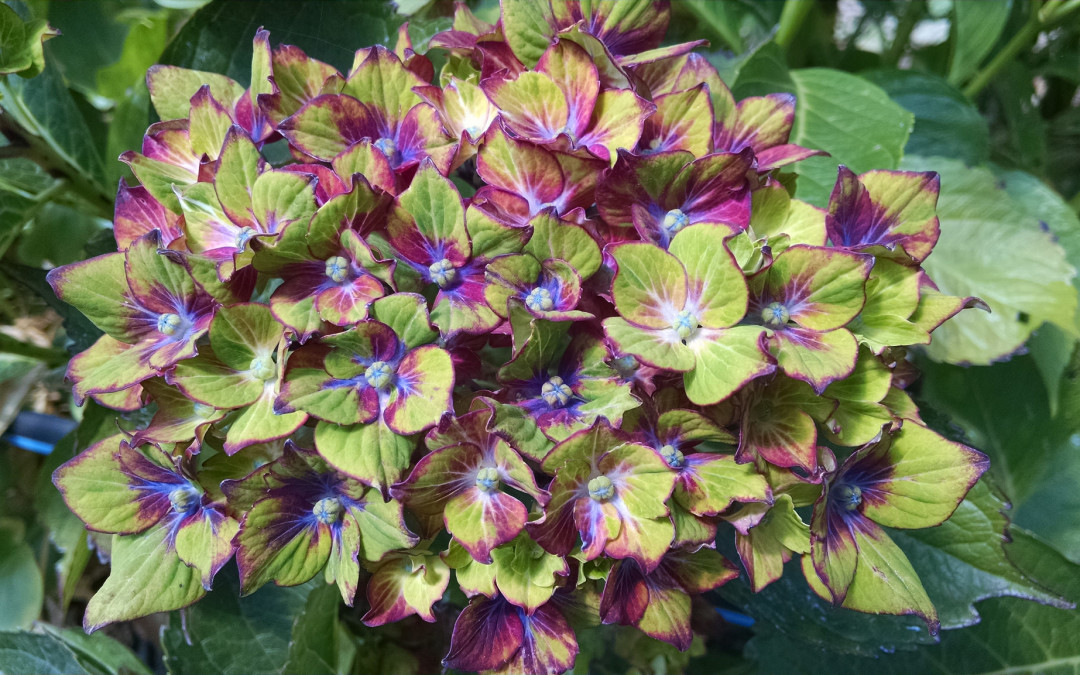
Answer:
50, 2, 989, 671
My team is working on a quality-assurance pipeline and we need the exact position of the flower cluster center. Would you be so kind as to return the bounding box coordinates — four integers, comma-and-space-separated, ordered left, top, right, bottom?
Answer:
428, 258, 457, 287
541, 376, 572, 407
235, 226, 256, 250
157, 312, 182, 336
312, 497, 342, 525
374, 137, 397, 158
525, 287, 555, 312
761, 301, 791, 327
671, 309, 699, 339
324, 256, 350, 283
659, 444, 685, 468
364, 360, 395, 389
248, 356, 277, 381
834, 483, 863, 511
168, 486, 199, 514
588, 475, 615, 502
475, 466, 500, 493
662, 208, 689, 235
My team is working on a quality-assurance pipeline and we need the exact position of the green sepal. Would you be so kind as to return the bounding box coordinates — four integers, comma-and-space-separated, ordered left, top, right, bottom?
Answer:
685, 326, 774, 405
524, 211, 602, 281
489, 533, 569, 611
362, 552, 451, 625
83, 526, 205, 632
315, 420, 416, 493
668, 224, 748, 328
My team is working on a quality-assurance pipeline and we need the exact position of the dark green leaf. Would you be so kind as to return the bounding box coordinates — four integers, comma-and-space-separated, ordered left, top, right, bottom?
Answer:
862, 69, 989, 166
892, 479, 1069, 630
281, 583, 343, 675
0, 262, 103, 354
715, 531, 937, 658
160, 564, 313, 675
0, 631, 88, 675
160, 0, 401, 81
0, 61, 109, 190
41, 625, 153, 675
947, 0, 1011, 85
0, 520, 43, 630
747, 530, 1080, 675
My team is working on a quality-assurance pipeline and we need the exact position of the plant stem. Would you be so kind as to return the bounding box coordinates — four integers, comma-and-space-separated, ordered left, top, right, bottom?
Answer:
775, 0, 814, 49
884, 0, 923, 66
964, 0, 1080, 98
0, 332, 67, 367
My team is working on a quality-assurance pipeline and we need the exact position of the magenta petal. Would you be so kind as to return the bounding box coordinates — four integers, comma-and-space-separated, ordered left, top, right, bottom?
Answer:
444, 596, 524, 672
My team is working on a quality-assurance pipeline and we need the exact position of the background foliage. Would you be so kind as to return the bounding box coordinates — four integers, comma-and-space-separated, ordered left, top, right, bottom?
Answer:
0, 0, 1078, 673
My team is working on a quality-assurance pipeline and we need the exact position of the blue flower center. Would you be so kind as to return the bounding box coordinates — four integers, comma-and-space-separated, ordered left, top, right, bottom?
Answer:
525, 287, 555, 312
324, 256, 349, 283
541, 376, 572, 407
364, 360, 394, 389
157, 312, 182, 336
428, 258, 457, 287
588, 475, 615, 502
248, 356, 276, 381
374, 137, 397, 158
761, 302, 790, 327
475, 466, 500, 493
671, 309, 698, 339
168, 486, 199, 514
235, 226, 256, 249
662, 208, 689, 235
312, 497, 342, 525
659, 444, 685, 468
834, 483, 862, 511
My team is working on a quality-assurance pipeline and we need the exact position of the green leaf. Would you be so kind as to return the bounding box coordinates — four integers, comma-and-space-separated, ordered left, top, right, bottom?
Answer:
908, 156, 1078, 365
0, 632, 88, 675
863, 69, 990, 166
947, 0, 1011, 85
0, 520, 43, 630
891, 479, 1069, 630
917, 353, 1079, 551
752, 530, 1080, 675
95, 10, 169, 101
160, 0, 400, 79
161, 567, 313, 675
734, 64, 913, 206
371, 294, 437, 349
0, 62, 109, 191
499, 0, 555, 69
0, 3, 57, 77
281, 583, 343, 675
40, 625, 153, 675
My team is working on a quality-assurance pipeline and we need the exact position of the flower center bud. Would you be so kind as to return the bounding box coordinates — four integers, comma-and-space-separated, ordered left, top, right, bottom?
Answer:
364, 360, 394, 390
588, 475, 615, 502
192, 402, 215, 418
312, 497, 342, 525
541, 376, 572, 408
157, 312, 182, 336
464, 124, 482, 139
324, 256, 349, 283
659, 444, 685, 468
475, 466, 500, 493
761, 301, 790, 327
374, 137, 397, 158
525, 287, 555, 312
235, 226, 256, 249
671, 310, 699, 339
248, 356, 276, 381
834, 483, 862, 511
428, 258, 457, 287
168, 486, 199, 514
662, 208, 689, 235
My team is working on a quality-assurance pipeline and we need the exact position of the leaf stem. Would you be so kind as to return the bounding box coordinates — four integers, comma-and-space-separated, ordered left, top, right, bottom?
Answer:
775, 0, 814, 49
0, 332, 67, 367
963, 0, 1080, 98
884, 0, 923, 66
